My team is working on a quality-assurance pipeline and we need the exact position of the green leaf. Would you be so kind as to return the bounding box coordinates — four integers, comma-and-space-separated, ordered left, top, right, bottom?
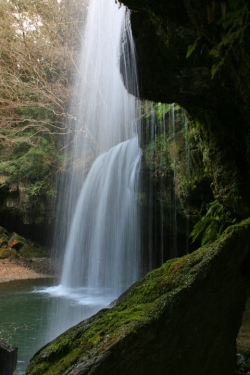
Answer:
211, 64, 219, 78
186, 39, 198, 59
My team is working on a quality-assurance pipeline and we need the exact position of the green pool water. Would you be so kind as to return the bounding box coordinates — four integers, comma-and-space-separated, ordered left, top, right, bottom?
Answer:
0, 278, 112, 374
0, 279, 56, 375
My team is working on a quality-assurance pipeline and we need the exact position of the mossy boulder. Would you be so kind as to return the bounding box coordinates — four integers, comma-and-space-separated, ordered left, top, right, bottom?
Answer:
19, 243, 40, 259
0, 226, 8, 236
0, 248, 17, 259
8, 232, 25, 250
25, 220, 250, 375
0, 249, 11, 259
0, 226, 49, 259
0, 234, 9, 246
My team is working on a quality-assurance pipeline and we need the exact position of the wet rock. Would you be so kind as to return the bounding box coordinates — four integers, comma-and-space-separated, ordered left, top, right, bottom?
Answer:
0, 340, 18, 375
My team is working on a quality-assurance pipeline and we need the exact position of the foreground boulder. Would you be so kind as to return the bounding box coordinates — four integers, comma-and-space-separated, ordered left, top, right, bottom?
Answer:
0, 340, 17, 375
25, 220, 250, 375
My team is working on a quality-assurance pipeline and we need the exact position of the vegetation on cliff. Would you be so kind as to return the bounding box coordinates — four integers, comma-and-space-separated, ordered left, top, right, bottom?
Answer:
119, 0, 250, 254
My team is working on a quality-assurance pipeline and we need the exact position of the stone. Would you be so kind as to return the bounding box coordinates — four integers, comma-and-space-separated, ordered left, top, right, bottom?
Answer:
25, 219, 250, 375
0, 233, 9, 246
0, 248, 11, 259
0, 226, 8, 235
0, 248, 17, 259
8, 232, 25, 250
0, 340, 18, 375
19, 243, 39, 259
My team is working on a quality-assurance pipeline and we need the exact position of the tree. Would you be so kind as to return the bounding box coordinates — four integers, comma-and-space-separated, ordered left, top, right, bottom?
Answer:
0, 0, 88, 202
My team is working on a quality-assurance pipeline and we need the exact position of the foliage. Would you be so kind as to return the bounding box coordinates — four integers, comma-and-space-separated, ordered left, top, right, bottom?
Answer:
0, 0, 85, 139
190, 200, 236, 245
141, 101, 242, 245
0, 135, 62, 197
186, 38, 199, 59
143, 103, 197, 201
0, 0, 88, 203
144, 133, 171, 179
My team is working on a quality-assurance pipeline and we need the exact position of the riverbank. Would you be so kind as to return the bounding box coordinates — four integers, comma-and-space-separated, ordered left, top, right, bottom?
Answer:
0, 258, 59, 284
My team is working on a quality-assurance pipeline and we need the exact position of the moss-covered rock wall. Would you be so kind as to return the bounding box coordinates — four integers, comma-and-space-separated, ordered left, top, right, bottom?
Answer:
25, 219, 250, 375
122, 0, 250, 223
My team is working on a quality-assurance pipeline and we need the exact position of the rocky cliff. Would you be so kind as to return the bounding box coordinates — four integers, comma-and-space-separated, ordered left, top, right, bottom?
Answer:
122, 0, 250, 220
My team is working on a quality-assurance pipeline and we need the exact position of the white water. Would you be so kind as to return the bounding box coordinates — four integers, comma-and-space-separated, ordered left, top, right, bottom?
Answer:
40, 0, 142, 341
61, 138, 141, 293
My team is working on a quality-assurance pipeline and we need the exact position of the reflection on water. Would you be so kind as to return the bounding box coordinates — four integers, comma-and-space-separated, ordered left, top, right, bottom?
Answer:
0, 279, 112, 374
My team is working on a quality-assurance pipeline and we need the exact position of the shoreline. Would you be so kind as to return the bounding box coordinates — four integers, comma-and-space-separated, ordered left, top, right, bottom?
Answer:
0, 258, 59, 284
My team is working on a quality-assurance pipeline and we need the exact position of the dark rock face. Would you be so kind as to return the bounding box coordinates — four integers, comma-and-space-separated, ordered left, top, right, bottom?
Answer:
25, 220, 250, 375
121, 0, 250, 219
123, 1, 217, 104
0, 178, 53, 246
0, 340, 17, 375
122, 0, 250, 112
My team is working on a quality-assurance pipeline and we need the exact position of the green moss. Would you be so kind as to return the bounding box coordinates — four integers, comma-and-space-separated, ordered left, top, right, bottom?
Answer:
19, 244, 40, 258
26, 219, 250, 375
28, 255, 201, 374
0, 249, 11, 259
0, 226, 8, 235
224, 217, 250, 233
0, 248, 17, 259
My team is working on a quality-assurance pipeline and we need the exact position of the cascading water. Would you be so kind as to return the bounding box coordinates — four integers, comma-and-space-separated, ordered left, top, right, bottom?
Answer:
41, 0, 142, 341
139, 102, 190, 273
61, 137, 141, 293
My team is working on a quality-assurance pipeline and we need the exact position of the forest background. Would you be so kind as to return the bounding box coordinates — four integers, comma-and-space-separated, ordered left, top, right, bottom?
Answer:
0, 0, 90, 232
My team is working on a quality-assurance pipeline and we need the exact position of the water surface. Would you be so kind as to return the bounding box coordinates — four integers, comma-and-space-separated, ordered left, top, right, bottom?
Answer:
0, 279, 110, 374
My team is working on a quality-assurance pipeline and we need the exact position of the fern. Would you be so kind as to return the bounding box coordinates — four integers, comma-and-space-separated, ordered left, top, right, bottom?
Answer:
190, 200, 236, 245
186, 38, 199, 59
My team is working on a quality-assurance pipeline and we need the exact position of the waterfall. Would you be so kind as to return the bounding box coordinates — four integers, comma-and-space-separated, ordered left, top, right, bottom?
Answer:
42, 0, 142, 340
169, 103, 178, 257
61, 138, 141, 294
139, 102, 190, 273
